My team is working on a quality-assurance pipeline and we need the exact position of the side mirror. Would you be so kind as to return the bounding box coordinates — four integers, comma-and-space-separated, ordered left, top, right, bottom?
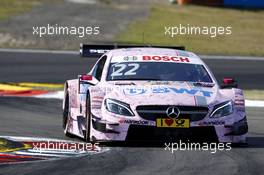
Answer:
80, 74, 93, 81
78, 74, 99, 94
221, 77, 238, 89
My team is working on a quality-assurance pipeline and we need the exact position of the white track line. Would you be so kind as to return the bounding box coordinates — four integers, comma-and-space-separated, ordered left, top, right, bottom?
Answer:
34, 91, 64, 99
245, 100, 264, 107
14, 151, 71, 157
66, 0, 96, 4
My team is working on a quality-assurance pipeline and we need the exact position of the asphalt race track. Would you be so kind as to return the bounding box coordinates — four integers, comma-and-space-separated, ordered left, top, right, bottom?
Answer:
0, 50, 264, 175
0, 50, 264, 89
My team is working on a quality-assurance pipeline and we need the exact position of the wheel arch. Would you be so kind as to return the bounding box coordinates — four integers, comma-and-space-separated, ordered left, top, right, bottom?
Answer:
62, 81, 69, 110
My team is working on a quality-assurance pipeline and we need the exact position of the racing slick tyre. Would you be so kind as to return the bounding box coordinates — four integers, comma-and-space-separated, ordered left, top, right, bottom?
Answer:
85, 91, 93, 143
63, 92, 73, 137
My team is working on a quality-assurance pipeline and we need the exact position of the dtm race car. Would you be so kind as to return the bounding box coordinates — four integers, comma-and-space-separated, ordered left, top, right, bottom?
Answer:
62, 44, 248, 143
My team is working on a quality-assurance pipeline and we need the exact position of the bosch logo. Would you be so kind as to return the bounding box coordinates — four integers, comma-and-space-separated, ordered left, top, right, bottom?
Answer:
143, 55, 190, 63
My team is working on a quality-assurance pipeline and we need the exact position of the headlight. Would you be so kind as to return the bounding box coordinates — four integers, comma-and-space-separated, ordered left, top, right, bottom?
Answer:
210, 101, 233, 118
105, 99, 134, 116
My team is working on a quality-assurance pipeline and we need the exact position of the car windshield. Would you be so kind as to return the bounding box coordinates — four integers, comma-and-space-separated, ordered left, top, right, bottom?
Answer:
106, 62, 213, 82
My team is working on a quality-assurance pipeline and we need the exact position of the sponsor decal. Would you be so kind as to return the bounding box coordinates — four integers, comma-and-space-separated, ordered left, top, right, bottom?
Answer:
119, 119, 150, 125
89, 49, 108, 54
156, 118, 190, 128
193, 82, 215, 87
92, 100, 103, 103
150, 81, 170, 85
201, 121, 225, 125
93, 96, 104, 99
91, 105, 102, 109
123, 56, 138, 61
124, 87, 213, 97
143, 55, 190, 63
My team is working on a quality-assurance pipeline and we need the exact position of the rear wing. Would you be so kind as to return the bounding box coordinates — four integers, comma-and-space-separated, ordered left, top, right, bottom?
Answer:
80, 44, 185, 57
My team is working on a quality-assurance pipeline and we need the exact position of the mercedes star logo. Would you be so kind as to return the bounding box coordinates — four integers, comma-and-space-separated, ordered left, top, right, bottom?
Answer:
166, 106, 180, 119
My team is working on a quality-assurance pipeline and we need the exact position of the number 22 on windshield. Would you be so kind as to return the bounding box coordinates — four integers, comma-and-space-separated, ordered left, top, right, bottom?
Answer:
111, 63, 140, 77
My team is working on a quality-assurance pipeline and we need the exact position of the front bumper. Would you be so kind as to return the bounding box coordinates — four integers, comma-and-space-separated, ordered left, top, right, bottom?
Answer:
90, 116, 248, 143
126, 125, 218, 142
225, 117, 248, 136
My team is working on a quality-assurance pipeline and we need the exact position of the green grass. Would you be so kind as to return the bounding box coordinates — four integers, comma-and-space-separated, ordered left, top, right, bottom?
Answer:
116, 4, 264, 56
0, 0, 44, 20
244, 90, 264, 100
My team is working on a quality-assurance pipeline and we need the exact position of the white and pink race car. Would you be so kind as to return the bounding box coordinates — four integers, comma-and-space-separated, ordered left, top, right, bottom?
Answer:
62, 44, 248, 143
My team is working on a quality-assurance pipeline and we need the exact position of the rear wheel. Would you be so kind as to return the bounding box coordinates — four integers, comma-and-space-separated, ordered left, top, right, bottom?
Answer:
63, 92, 73, 137
85, 91, 92, 142
63, 93, 69, 129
